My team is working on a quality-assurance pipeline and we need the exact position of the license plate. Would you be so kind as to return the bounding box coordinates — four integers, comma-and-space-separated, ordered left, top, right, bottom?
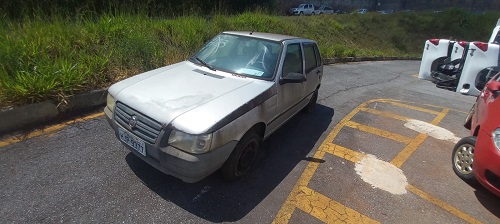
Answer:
118, 128, 146, 156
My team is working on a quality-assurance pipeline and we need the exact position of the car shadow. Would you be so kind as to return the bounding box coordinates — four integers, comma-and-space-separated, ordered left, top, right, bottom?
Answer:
474, 187, 500, 218
125, 104, 335, 222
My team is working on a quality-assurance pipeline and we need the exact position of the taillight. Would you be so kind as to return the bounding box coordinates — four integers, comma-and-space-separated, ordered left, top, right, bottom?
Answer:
473, 41, 488, 52
458, 41, 468, 47
429, 39, 440, 46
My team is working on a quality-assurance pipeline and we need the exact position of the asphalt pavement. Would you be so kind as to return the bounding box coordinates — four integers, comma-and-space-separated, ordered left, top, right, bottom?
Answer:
1, 61, 498, 223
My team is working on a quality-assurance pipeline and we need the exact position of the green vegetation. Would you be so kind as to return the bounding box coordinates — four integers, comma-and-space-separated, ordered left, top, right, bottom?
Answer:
1, 8, 499, 107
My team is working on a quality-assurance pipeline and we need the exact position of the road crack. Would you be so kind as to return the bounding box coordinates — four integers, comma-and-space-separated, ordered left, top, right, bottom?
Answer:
319, 73, 401, 103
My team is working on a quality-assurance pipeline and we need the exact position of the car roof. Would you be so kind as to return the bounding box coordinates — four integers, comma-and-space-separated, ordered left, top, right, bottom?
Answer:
222, 31, 305, 42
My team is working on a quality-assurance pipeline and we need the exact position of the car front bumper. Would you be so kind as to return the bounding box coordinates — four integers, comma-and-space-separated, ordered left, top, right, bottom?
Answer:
473, 129, 500, 197
104, 106, 236, 183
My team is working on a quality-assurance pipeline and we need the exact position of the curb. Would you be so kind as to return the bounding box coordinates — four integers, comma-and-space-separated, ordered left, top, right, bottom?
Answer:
0, 89, 107, 134
0, 57, 421, 134
323, 56, 421, 65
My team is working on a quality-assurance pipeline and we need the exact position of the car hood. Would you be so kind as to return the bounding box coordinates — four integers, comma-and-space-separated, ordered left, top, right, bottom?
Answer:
109, 61, 275, 134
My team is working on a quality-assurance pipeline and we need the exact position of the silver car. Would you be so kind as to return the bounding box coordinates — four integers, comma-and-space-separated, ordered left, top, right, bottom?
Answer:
105, 31, 323, 183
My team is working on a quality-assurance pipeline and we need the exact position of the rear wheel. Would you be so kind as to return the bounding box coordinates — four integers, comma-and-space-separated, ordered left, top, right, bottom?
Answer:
303, 88, 318, 113
452, 136, 477, 183
221, 130, 261, 182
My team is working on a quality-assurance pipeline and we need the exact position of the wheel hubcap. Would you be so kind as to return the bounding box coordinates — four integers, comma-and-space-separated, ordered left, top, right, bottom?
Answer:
236, 141, 257, 176
454, 143, 474, 175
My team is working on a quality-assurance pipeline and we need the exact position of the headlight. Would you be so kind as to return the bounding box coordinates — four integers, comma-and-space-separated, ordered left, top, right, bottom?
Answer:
107, 93, 116, 112
493, 128, 500, 150
168, 130, 212, 154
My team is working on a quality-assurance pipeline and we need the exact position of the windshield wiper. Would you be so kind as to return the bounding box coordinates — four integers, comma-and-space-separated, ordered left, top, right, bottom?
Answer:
193, 57, 216, 71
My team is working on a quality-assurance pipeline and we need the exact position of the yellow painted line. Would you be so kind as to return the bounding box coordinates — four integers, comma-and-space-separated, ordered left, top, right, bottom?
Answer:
390, 108, 449, 168
273, 150, 327, 223
321, 143, 365, 163
422, 103, 469, 114
387, 101, 442, 115
345, 121, 413, 144
0, 112, 105, 148
294, 186, 380, 224
360, 108, 411, 121
273, 99, 384, 224
407, 185, 483, 224
274, 99, 470, 224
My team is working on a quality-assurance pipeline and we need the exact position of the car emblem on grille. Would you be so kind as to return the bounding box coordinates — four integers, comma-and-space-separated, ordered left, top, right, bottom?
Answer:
129, 115, 138, 129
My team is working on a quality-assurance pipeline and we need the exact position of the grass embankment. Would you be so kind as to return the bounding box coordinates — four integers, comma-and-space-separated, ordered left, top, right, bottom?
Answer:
0, 9, 499, 107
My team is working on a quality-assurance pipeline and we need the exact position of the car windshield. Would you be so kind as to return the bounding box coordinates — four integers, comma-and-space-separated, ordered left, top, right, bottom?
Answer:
192, 33, 281, 79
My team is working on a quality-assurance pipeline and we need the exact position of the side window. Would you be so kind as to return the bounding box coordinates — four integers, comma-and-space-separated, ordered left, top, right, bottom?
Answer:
313, 44, 322, 67
494, 31, 500, 44
303, 43, 318, 73
282, 43, 303, 76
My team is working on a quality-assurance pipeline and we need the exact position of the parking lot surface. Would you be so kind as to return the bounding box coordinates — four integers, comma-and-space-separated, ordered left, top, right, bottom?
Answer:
1, 61, 498, 223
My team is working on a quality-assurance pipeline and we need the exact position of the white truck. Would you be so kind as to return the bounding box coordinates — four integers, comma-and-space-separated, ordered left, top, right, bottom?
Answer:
419, 19, 500, 81
289, 4, 316, 16
419, 19, 500, 96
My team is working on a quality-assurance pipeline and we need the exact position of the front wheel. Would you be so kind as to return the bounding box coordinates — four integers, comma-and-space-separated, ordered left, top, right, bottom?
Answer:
221, 131, 261, 182
452, 136, 477, 183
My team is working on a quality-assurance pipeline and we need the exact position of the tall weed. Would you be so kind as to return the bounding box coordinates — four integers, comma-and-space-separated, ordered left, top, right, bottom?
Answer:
1, 10, 500, 107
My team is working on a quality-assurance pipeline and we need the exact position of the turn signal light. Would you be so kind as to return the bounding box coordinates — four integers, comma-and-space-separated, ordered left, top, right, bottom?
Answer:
458, 41, 468, 47
429, 39, 440, 46
473, 42, 488, 52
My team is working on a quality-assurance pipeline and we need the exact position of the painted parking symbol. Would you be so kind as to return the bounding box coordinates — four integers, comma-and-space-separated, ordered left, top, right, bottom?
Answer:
273, 99, 482, 224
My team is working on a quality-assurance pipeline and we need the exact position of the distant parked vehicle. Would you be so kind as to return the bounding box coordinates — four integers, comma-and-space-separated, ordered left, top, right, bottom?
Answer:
378, 10, 395, 14
335, 10, 347, 14
314, 6, 334, 15
352, 9, 368, 14
289, 4, 316, 16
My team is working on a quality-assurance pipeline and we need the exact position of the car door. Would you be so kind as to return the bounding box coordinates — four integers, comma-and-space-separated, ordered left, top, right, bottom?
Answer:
302, 42, 322, 95
269, 42, 306, 132
306, 4, 313, 15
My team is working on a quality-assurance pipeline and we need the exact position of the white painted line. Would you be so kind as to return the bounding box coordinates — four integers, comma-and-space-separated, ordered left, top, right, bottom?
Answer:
355, 154, 408, 195
404, 119, 461, 143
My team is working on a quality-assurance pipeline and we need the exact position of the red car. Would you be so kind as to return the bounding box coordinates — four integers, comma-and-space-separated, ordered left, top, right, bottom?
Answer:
452, 72, 500, 197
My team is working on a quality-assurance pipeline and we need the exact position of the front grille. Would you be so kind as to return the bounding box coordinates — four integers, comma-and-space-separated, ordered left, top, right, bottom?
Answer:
114, 102, 162, 144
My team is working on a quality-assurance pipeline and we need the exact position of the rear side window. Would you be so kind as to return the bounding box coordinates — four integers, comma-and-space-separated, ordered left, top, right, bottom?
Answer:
494, 31, 500, 44
303, 43, 318, 73
313, 44, 322, 67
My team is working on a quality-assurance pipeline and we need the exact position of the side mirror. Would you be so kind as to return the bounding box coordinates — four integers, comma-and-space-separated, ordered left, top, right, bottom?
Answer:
279, 72, 306, 85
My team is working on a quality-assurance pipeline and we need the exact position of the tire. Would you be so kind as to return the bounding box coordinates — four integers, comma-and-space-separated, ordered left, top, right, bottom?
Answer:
221, 130, 261, 182
452, 136, 477, 183
303, 88, 318, 113
299, 12, 303, 16
463, 103, 474, 130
